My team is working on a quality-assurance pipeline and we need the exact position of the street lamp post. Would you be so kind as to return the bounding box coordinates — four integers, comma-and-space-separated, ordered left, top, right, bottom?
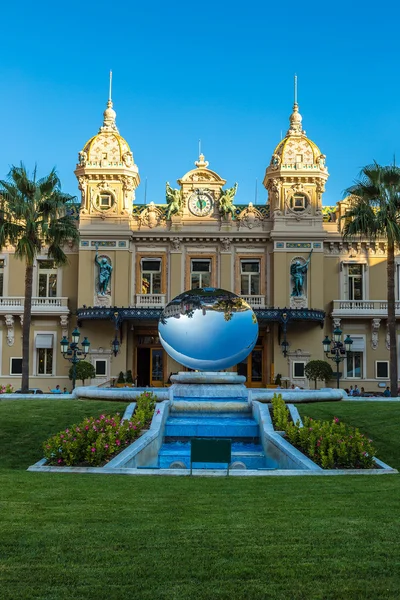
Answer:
323, 327, 353, 389
60, 327, 90, 390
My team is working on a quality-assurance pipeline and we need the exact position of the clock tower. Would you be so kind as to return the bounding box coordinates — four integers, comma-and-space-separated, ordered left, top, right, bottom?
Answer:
177, 153, 227, 219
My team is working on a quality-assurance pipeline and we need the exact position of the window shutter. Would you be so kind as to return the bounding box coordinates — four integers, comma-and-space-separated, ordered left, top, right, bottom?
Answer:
35, 334, 54, 349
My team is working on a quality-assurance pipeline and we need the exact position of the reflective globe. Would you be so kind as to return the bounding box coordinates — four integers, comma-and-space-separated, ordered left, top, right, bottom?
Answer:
158, 288, 259, 371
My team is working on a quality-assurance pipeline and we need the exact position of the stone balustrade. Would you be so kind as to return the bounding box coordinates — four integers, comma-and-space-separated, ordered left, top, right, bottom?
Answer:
0, 297, 69, 314
332, 299, 400, 317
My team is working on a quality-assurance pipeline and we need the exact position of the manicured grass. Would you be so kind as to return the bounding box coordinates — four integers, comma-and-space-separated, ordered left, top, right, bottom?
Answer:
0, 400, 399, 600
0, 400, 128, 470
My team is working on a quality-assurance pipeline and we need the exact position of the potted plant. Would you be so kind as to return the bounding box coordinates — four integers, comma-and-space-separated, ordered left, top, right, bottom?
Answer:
116, 371, 126, 388
126, 370, 134, 388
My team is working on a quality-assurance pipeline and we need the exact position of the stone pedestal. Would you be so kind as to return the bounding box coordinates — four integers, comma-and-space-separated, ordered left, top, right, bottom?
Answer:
170, 371, 248, 400
289, 295, 307, 309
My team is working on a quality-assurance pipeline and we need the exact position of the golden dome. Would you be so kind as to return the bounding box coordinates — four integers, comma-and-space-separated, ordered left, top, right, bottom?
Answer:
78, 99, 135, 168
269, 103, 326, 169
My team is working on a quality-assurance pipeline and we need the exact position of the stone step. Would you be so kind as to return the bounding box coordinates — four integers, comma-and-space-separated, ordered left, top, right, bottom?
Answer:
164, 415, 259, 438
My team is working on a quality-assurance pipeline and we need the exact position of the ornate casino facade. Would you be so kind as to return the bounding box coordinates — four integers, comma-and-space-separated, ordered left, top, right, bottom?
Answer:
0, 93, 395, 391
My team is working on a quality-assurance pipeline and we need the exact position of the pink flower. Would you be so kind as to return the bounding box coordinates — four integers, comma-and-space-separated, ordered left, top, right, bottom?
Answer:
91, 447, 96, 452
334, 417, 339, 423
105, 444, 109, 449
116, 440, 121, 446
58, 459, 63, 464
156, 409, 161, 415
60, 434, 64, 438
65, 429, 69, 433
85, 426, 89, 430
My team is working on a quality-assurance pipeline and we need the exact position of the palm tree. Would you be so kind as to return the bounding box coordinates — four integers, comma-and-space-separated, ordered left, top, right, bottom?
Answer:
343, 162, 400, 397
0, 164, 80, 392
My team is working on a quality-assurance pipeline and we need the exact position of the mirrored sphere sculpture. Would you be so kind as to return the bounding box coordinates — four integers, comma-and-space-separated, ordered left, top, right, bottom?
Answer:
158, 288, 259, 371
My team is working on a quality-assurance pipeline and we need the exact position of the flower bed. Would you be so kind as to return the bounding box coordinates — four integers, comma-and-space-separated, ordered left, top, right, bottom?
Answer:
271, 394, 377, 469
43, 391, 156, 467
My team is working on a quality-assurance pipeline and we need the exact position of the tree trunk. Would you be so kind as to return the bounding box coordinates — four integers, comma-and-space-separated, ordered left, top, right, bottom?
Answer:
21, 264, 33, 393
387, 242, 398, 397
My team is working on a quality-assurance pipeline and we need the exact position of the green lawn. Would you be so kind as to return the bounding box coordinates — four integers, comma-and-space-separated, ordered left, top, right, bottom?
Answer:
0, 399, 400, 600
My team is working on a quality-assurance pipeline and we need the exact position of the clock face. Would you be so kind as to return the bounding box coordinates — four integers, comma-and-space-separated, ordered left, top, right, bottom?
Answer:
188, 191, 214, 217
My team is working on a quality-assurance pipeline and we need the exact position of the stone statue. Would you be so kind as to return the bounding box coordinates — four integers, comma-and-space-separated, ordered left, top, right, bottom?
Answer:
270, 153, 281, 168
290, 250, 313, 297
165, 182, 182, 220
219, 182, 238, 218
95, 248, 113, 295
122, 151, 133, 167
78, 151, 87, 166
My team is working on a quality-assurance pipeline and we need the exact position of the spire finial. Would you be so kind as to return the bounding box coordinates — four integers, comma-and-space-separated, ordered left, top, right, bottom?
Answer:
99, 71, 118, 133
287, 75, 305, 136
109, 70, 113, 102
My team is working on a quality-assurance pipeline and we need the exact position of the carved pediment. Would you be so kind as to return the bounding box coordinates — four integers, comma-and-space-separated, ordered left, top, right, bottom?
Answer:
237, 203, 264, 229
137, 202, 166, 229
179, 167, 226, 186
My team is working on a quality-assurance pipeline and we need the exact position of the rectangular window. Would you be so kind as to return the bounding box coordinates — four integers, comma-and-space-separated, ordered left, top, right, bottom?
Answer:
10, 358, 22, 375
0, 259, 4, 296
95, 360, 107, 376
38, 260, 58, 297
376, 361, 389, 379
37, 348, 53, 375
346, 352, 363, 378
293, 362, 305, 378
347, 264, 363, 300
190, 259, 211, 289
240, 260, 260, 295
141, 259, 161, 294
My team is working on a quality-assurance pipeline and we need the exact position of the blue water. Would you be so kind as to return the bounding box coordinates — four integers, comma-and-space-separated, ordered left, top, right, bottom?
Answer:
152, 411, 278, 470
173, 396, 247, 403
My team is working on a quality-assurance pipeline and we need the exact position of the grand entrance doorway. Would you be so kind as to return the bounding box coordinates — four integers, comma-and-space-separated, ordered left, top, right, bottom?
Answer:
135, 333, 164, 387
237, 337, 265, 387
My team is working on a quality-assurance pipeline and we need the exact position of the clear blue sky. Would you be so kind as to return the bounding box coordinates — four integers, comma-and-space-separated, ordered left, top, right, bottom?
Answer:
1, 0, 400, 207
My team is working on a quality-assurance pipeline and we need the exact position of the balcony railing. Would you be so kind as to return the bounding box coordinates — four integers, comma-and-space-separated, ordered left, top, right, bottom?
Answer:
332, 299, 400, 317
135, 294, 166, 308
240, 295, 266, 308
0, 296, 69, 313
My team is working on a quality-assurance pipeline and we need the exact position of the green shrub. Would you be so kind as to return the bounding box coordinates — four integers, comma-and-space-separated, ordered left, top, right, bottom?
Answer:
68, 361, 96, 385
126, 370, 134, 384
117, 371, 125, 384
43, 391, 157, 467
304, 360, 333, 389
271, 393, 290, 430
271, 394, 376, 469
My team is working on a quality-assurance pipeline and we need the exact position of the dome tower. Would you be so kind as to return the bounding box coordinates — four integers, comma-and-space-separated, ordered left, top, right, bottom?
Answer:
263, 77, 328, 228
74, 73, 140, 222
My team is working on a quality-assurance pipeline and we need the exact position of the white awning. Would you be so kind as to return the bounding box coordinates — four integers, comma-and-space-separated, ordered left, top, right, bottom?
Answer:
35, 334, 54, 349
348, 336, 365, 352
